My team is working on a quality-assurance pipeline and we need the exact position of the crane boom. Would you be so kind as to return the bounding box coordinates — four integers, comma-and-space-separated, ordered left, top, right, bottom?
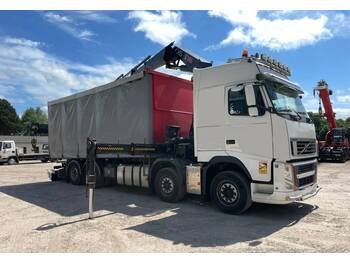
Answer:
314, 80, 337, 130
120, 42, 212, 79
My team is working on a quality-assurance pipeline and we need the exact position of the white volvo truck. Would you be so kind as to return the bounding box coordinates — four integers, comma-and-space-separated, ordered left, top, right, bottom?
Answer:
49, 44, 320, 214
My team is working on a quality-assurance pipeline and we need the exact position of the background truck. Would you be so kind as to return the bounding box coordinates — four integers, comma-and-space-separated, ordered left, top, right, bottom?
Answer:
314, 80, 350, 162
0, 138, 50, 164
48, 43, 320, 214
0, 123, 50, 164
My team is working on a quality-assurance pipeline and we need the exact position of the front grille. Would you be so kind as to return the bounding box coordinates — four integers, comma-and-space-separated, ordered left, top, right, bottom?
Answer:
297, 175, 315, 188
296, 163, 315, 174
291, 139, 316, 156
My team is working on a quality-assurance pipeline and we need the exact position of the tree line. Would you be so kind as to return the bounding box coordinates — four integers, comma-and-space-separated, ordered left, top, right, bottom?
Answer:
0, 98, 48, 135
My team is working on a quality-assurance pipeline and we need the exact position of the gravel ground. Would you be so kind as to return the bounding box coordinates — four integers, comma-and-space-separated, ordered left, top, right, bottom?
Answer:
0, 160, 349, 252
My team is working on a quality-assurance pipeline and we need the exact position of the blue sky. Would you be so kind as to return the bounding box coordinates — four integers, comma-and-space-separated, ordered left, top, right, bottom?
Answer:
0, 10, 349, 118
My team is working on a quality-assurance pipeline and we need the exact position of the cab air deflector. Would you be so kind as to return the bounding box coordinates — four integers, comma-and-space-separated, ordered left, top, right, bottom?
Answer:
256, 72, 304, 94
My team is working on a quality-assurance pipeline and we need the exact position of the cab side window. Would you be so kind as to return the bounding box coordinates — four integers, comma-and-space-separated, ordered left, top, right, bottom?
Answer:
228, 87, 249, 116
228, 85, 266, 116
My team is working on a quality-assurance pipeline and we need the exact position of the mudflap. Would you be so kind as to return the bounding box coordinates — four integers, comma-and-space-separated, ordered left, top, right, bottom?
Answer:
48, 165, 66, 181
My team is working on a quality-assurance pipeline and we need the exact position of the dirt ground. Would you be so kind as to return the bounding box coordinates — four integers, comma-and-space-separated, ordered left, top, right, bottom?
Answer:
0, 160, 349, 252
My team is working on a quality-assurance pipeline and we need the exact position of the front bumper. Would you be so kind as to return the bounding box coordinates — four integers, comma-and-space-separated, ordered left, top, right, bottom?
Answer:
285, 184, 321, 201
319, 149, 345, 160
252, 183, 320, 204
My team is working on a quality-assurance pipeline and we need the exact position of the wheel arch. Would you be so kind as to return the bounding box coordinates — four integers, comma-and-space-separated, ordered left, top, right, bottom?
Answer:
202, 156, 252, 197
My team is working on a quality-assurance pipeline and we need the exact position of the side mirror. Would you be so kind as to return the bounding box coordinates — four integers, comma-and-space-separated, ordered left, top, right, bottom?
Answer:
245, 84, 258, 117
248, 107, 259, 117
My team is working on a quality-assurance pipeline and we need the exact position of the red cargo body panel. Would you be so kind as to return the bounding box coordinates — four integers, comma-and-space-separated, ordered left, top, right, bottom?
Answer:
146, 70, 193, 143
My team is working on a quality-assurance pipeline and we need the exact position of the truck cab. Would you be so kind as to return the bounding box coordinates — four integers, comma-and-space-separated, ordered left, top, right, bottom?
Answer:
193, 52, 319, 208
0, 140, 17, 165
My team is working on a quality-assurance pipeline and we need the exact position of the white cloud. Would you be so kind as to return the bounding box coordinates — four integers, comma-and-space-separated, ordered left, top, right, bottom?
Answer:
75, 11, 117, 23
263, 10, 296, 19
329, 13, 350, 36
334, 108, 350, 120
208, 10, 333, 51
303, 97, 320, 112
43, 12, 95, 41
0, 37, 135, 108
128, 11, 195, 45
40, 105, 48, 114
303, 96, 350, 119
337, 95, 350, 103
42, 11, 117, 41
3, 37, 42, 48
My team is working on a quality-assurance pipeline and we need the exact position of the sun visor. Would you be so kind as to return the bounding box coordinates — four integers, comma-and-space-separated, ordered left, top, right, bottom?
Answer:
257, 72, 304, 94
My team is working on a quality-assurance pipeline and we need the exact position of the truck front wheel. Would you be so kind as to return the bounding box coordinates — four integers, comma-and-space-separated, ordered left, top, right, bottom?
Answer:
154, 167, 185, 203
67, 160, 83, 185
7, 157, 17, 165
210, 171, 252, 214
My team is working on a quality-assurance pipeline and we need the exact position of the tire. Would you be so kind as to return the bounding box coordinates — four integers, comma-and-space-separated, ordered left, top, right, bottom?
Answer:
7, 157, 17, 165
339, 152, 347, 163
210, 171, 252, 214
154, 167, 186, 203
67, 160, 83, 185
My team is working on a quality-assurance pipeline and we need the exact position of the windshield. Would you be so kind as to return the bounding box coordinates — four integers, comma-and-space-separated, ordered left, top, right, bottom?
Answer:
333, 129, 344, 142
265, 80, 311, 123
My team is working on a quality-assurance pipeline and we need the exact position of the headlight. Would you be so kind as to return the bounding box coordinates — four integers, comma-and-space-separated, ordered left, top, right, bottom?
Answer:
284, 164, 294, 190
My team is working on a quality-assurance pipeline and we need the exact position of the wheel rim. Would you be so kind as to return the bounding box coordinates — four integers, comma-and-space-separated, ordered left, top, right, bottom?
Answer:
217, 181, 239, 205
8, 158, 15, 165
71, 166, 79, 181
161, 177, 175, 194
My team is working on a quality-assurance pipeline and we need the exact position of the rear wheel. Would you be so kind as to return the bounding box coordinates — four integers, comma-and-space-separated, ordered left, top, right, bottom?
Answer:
67, 160, 83, 185
154, 167, 185, 203
210, 171, 252, 214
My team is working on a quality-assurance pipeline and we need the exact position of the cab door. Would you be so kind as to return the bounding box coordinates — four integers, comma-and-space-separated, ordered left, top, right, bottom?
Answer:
224, 84, 274, 182
2, 142, 15, 159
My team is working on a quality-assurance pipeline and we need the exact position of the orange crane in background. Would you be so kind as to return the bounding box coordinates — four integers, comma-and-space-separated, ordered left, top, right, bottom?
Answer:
314, 80, 349, 162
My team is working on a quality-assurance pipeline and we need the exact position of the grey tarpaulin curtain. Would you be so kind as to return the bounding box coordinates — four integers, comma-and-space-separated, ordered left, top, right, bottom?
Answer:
48, 73, 153, 159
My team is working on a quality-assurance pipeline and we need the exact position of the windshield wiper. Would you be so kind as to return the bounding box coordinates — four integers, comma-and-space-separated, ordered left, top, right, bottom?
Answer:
278, 108, 302, 120
297, 111, 312, 123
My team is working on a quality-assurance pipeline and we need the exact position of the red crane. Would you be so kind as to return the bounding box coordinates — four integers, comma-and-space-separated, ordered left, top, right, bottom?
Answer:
314, 80, 337, 130
314, 80, 349, 162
